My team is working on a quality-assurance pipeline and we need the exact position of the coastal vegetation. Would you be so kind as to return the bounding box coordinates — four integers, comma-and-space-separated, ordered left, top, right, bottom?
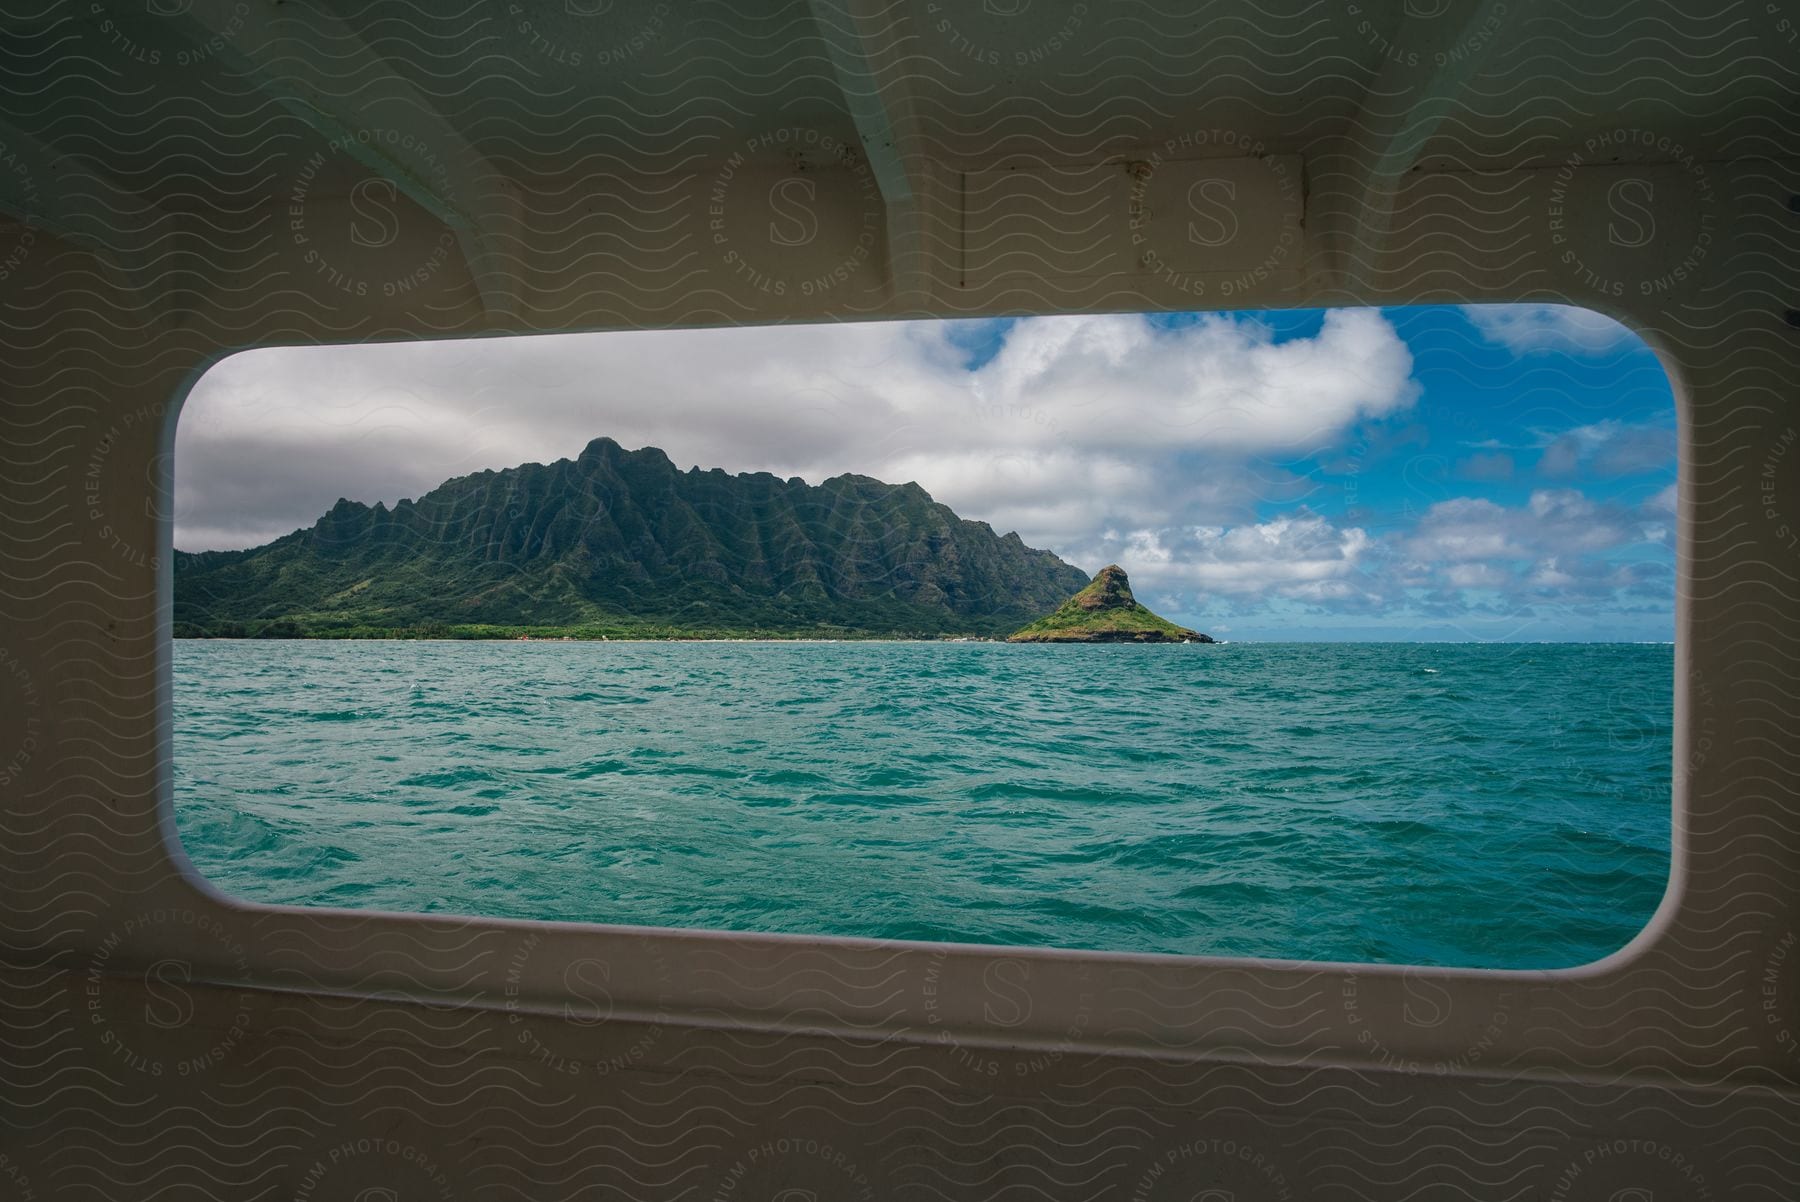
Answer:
173, 438, 1091, 639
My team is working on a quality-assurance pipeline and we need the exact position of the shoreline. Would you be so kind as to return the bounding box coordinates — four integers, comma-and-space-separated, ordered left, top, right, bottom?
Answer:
169, 635, 1675, 646
171, 632, 1007, 644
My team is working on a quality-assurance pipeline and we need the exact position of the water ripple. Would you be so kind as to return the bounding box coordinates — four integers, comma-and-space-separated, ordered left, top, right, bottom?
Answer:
172, 639, 1672, 969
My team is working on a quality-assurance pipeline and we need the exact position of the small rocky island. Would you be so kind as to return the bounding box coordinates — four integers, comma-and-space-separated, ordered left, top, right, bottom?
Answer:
1007, 565, 1215, 643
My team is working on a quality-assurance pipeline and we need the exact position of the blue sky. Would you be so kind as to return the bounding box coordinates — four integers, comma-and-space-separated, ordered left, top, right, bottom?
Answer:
925, 304, 1675, 640
178, 303, 1676, 641
1264, 305, 1672, 640
1174, 305, 1674, 640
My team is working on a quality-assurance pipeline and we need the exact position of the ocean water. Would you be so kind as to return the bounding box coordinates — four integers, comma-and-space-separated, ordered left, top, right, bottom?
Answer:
172, 640, 1673, 969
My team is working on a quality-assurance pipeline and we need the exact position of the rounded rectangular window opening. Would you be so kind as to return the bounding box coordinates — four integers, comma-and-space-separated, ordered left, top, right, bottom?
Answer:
168, 304, 1677, 970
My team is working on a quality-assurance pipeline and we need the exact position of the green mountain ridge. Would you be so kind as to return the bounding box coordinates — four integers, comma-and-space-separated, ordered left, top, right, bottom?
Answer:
173, 437, 1093, 638
1007, 564, 1214, 643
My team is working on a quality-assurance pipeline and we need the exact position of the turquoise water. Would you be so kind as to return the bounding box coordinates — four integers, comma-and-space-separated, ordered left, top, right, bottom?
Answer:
172, 641, 1672, 969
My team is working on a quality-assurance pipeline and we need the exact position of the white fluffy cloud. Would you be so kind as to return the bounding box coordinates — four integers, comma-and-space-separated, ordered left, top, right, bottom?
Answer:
1082, 512, 1378, 605
967, 309, 1418, 452
174, 310, 1418, 553
1401, 489, 1666, 603
1407, 490, 1644, 563
1462, 303, 1636, 355
1537, 419, 1673, 478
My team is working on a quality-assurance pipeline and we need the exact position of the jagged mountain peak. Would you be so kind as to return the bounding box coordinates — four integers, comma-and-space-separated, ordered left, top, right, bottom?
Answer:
174, 437, 1091, 638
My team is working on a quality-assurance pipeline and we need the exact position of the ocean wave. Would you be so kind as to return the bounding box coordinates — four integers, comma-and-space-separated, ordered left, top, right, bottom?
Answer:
171, 640, 1674, 969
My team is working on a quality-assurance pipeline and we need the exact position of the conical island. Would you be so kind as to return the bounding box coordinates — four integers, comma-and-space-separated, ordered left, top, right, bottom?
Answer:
1007, 565, 1215, 643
